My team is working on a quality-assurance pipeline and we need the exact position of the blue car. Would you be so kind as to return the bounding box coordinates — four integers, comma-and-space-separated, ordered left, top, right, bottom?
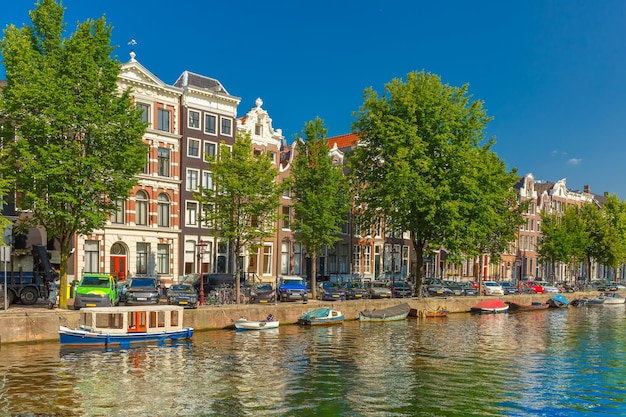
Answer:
317, 282, 346, 301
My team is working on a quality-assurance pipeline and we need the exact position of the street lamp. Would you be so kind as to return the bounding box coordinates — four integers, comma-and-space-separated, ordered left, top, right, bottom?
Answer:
196, 240, 207, 305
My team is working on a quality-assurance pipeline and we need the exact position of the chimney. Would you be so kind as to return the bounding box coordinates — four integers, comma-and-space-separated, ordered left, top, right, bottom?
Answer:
584, 185, 590, 194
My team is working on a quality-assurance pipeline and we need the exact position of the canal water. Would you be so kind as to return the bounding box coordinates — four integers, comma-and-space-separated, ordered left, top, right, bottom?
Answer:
1, 304, 626, 416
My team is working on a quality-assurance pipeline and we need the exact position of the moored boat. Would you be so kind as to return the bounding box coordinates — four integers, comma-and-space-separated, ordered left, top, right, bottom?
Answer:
59, 305, 194, 346
297, 307, 344, 325
547, 294, 570, 308
601, 292, 625, 305
507, 301, 549, 311
359, 303, 411, 322
233, 314, 279, 331
409, 305, 449, 318
470, 299, 508, 314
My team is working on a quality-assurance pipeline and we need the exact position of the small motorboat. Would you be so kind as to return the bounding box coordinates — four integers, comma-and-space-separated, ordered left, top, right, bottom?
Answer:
59, 305, 194, 346
582, 296, 605, 306
601, 292, 625, 305
507, 301, 550, 311
233, 314, 279, 331
297, 307, 344, 325
359, 303, 411, 322
470, 299, 509, 314
409, 305, 449, 318
547, 294, 570, 308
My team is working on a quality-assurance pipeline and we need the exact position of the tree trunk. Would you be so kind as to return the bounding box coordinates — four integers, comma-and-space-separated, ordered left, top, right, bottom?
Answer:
233, 239, 241, 304
310, 251, 317, 300
411, 235, 426, 298
58, 232, 71, 310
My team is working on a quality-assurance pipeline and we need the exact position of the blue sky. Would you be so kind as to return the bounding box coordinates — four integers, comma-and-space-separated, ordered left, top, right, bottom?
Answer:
2, 1, 625, 198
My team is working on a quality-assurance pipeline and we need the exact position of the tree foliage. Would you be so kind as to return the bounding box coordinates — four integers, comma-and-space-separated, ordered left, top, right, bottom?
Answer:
291, 117, 351, 298
0, 0, 148, 308
349, 70, 521, 296
195, 132, 283, 303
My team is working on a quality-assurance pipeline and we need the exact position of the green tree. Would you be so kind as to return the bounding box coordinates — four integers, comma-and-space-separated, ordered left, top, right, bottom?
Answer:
291, 117, 351, 299
0, 0, 148, 308
349, 70, 520, 297
539, 205, 587, 281
196, 132, 283, 303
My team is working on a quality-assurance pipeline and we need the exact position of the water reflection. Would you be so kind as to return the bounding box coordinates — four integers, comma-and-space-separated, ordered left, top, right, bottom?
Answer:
2, 307, 626, 415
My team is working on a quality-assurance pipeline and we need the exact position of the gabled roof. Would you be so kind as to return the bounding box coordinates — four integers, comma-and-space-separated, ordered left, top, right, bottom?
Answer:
328, 133, 359, 150
173, 70, 229, 95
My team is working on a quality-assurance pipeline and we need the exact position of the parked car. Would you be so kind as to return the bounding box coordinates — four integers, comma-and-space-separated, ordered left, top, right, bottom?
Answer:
277, 276, 308, 302
458, 282, 479, 297
125, 277, 160, 305
595, 281, 619, 292
368, 281, 393, 299
248, 283, 276, 304
500, 281, 519, 295
73, 273, 119, 309
445, 281, 465, 297
184, 273, 236, 296
167, 283, 198, 308
317, 281, 346, 301
524, 281, 546, 294
537, 281, 559, 294
425, 279, 452, 297
483, 281, 504, 296
342, 282, 368, 300
391, 281, 413, 298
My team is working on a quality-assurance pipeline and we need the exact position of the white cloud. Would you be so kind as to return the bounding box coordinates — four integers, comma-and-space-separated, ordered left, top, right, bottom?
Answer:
568, 158, 582, 165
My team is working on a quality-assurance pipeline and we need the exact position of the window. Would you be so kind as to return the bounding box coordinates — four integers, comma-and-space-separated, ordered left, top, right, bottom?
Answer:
157, 244, 169, 275
158, 147, 170, 177
188, 138, 200, 158
202, 171, 213, 190
248, 246, 259, 274
202, 203, 214, 228
204, 142, 216, 160
157, 108, 170, 132
188, 110, 200, 129
157, 193, 170, 227
141, 150, 149, 175
137, 103, 150, 125
136, 243, 149, 275
364, 245, 371, 274
262, 245, 272, 275
204, 114, 216, 135
84, 240, 99, 273
135, 190, 148, 226
353, 245, 361, 273
255, 124, 263, 136
293, 243, 302, 275
186, 201, 198, 226
112, 200, 125, 224
186, 169, 199, 191
282, 206, 291, 230
282, 188, 291, 198
281, 241, 290, 275
221, 117, 232, 136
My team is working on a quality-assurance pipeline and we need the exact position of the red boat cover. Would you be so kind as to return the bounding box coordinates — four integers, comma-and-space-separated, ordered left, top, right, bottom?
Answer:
473, 300, 507, 309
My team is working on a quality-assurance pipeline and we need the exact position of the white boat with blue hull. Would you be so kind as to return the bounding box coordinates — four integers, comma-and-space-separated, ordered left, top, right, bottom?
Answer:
59, 305, 194, 346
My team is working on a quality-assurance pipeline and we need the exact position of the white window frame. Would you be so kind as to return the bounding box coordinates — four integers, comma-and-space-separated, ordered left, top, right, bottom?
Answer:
187, 138, 201, 158
188, 110, 200, 130
202, 171, 213, 190
262, 244, 273, 275
204, 141, 217, 160
186, 168, 199, 191
186, 201, 198, 227
220, 116, 232, 137
204, 113, 217, 135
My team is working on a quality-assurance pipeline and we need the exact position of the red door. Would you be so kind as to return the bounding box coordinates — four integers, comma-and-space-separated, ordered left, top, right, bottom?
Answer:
111, 256, 126, 280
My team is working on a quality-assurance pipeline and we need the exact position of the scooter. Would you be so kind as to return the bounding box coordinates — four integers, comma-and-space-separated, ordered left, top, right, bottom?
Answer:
48, 281, 59, 309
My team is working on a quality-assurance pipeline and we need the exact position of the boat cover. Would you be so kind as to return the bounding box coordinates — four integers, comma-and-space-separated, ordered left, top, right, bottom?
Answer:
300, 308, 332, 319
360, 303, 411, 319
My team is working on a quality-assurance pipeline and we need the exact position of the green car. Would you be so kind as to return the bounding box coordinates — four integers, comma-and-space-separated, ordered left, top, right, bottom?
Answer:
73, 273, 119, 310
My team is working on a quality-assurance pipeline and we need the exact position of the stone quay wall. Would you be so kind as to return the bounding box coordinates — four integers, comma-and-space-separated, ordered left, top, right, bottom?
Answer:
0, 294, 586, 345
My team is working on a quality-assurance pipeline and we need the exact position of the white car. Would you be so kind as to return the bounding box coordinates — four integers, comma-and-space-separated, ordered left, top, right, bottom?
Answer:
483, 281, 504, 296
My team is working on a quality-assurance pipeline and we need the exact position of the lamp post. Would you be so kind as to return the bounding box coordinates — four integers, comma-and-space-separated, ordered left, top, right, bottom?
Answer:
197, 241, 207, 305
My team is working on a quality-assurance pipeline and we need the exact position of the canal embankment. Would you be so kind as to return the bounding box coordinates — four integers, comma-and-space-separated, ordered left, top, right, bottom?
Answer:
0, 293, 592, 344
